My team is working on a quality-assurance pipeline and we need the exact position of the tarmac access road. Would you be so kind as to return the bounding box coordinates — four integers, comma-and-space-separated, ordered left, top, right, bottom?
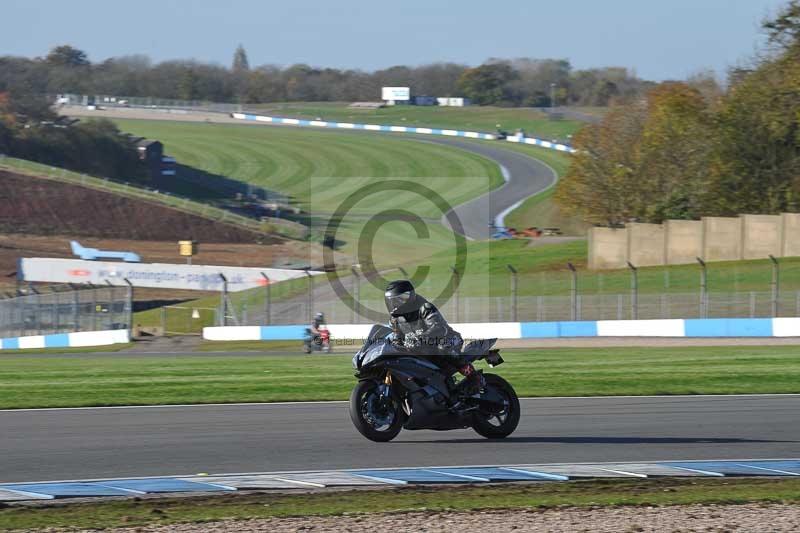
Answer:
1, 394, 798, 483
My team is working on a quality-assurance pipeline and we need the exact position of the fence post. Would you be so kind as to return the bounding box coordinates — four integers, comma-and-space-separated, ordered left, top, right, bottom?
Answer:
90, 285, 97, 331
627, 262, 638, 320
697, 257, 707, 319
261, 273, 271, 325
769, 254, 780, 317
351, 266, 360, 324
567, 263, 577, 321
124, 278, 133, 333
507, 265, 518, 322
219, 273, 228, 326
73, 288, 80, 331
450, 267, 460, 323
304, 269, 314, 322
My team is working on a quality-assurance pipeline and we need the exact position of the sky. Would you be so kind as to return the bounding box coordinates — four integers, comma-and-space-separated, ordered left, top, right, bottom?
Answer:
0, 0, 789, 81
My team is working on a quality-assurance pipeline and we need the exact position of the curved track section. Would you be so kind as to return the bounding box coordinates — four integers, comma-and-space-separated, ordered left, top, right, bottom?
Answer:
1, 395, 797, 483
422, 137, 557, 239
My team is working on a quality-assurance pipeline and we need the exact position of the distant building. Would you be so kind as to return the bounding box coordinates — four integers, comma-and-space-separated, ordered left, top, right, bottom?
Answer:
412, 95, 437, 106
436, 97, 471, 107
135, 139, 172, 181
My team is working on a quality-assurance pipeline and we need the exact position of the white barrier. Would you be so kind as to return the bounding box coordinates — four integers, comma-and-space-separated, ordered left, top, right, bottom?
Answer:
0, 329, 130, 350
204, 317, 800, 342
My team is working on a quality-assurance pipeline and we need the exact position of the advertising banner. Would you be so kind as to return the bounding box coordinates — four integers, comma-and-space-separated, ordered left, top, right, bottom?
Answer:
19, 258, 320, 292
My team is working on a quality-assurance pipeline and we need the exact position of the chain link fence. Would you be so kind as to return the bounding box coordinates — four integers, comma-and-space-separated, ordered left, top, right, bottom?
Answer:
0, 286, 132, 338
208, 259, 800, 327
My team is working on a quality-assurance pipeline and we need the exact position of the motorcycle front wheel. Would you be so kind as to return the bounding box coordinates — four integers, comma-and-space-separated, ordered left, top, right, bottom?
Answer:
472, 373, 521, 439
349, 380, 404, 442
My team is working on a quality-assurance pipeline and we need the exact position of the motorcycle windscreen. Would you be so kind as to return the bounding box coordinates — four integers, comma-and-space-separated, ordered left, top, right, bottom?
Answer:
353, 324, 394, 369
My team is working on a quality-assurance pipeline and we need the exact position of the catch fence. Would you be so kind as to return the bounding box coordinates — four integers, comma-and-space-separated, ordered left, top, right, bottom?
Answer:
0, 285, 132, 338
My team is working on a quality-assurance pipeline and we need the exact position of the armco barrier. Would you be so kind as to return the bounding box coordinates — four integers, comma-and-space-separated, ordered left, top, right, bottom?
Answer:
0, 329, 130, 350
203, 317, 800, 341
505, 134, 576, 153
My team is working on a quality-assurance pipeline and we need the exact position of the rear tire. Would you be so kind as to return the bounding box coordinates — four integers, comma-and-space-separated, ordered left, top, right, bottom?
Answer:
472, 373, 520, 439
349, 380, 403, 442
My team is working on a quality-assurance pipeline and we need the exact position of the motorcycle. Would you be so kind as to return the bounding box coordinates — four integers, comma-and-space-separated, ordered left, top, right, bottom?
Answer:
303, 325, 331, 353
349, 324, 520, 442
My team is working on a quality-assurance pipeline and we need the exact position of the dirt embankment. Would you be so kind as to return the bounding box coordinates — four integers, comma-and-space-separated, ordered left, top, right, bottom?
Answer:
0, 170, 275, 243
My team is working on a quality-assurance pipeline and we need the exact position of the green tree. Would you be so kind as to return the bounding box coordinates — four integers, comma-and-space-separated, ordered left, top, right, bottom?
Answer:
232, 44, 250, 72
554, 103, 647, 225
45, 45, 90, 67
457, 63, 516, 105
638, 83, 715, 221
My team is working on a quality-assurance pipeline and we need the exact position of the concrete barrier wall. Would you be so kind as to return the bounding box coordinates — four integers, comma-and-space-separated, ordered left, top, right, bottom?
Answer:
741, 214, 781, 259
628, 223, 665, 266
204, 318, 800, 341
590, 213, 800, 269
702, 216, 742, 261
0, 329, 130, 350
664, 220, 702, 264
588, 227, 627, 270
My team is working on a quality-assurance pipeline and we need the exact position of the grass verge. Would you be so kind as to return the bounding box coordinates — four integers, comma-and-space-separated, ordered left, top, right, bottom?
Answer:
2, 478, 800, 530
0, 344, 132, 356
1, 345, 800, 409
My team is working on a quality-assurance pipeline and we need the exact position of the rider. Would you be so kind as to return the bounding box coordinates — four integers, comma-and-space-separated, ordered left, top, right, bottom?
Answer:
310, 312, 326, 342
384, 280, 483, 395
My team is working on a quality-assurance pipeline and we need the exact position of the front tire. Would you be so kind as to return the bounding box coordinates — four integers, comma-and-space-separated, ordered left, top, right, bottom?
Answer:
349, 380, 403, 442
472, 373, 520, 439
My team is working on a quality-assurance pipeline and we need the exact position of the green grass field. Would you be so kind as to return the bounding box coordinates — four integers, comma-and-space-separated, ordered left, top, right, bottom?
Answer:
112, 118, 503, 266
2, 478, 799, 530
2, 345, 800, 409
249, 102, 584, 141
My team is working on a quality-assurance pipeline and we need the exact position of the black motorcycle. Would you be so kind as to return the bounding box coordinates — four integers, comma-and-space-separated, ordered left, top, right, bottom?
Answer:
349, 325, 520, 442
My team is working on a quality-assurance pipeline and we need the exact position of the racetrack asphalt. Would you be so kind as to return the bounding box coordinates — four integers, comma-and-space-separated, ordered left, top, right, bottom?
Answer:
421, 137, 558, 240
2, 395, 798, 483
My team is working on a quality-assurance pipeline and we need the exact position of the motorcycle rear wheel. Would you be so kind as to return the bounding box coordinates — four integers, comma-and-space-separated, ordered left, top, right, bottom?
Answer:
472, 373, 520, 439
349, 380, 404, 442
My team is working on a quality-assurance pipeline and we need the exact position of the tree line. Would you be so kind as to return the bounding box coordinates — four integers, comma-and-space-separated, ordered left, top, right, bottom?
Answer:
0, 44, 651, 107
555, 1, 800, 226
0, 92, 146, 182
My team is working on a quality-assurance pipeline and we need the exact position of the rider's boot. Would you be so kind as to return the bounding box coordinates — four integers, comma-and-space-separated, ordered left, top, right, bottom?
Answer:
458, 363, 485, 397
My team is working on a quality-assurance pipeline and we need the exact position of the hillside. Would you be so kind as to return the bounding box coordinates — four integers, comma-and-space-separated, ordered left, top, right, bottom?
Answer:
0, 170, 275, 243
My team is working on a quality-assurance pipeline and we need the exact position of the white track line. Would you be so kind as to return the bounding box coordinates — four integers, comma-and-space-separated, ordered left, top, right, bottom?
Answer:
2, 393, 799, 413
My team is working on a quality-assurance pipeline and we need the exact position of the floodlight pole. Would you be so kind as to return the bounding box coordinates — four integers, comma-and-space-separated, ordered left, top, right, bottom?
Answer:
769, 255, 780, 318
507, 264, 518, 322
567, 262, 577, 321
261, 273, 271, 325
697, 257, 707, 319
627, 261, 638, 320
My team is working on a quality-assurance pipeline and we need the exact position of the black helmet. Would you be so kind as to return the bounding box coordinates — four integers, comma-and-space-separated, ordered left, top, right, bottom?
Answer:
314, 312, 325, 322
384, 279, 416, 314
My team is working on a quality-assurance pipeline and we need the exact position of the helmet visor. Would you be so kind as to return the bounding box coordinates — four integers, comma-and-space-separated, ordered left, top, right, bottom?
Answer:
385, 291, 412, 313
